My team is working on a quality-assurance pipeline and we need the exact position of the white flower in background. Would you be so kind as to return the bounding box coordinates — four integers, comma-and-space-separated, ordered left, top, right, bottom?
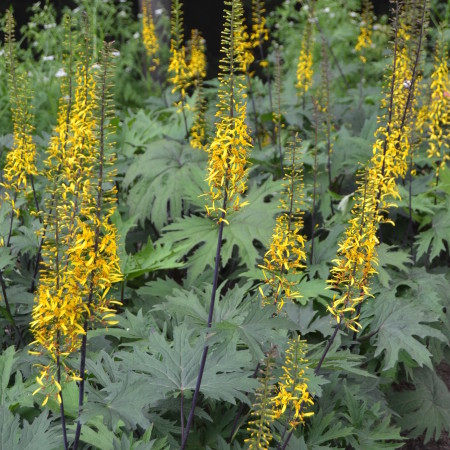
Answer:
155, 8, 163, 16
0, 49, 4, 57
118, 10, 127, 18
44, 23, 56, 29
349, 11, 358, 18
133, 32, 140, 39
43, 55, 55, 61
111, 50, 121, 57
330, 12, 335, 18
55, 68, 67, 78
323, 7, 330, 13
91, 63, 101, 70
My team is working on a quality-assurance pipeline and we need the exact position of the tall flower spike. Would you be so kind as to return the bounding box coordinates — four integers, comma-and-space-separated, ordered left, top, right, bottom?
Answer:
142, 0, 160, 70
296, 23, 314, 95
168, 0, 189, 96
327, 168, 381, 331
260, 136, 306, 311
188, 29, 209, 150
2, 11, 38, 201
245, 348, 277, 450
205, 0, 252, 221
30, 36, 122, 400
272, 336, 314, 429
355, 0, 374, 63
251, 0, 269, 51
425, 38, 449, 176
327, 0, 427, 332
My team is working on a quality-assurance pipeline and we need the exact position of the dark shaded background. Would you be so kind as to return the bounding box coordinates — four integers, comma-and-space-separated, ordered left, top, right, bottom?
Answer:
0, 0, 393, 79
1, 0, 393, 44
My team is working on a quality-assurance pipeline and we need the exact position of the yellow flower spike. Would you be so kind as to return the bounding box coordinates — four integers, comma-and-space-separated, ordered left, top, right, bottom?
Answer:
260, 136, 306, 311
30, 38, 122, 393
271, 336, 314, 428
205, 0, 252, 221
355, 0, 374, 62
2, 11, 38, 200
296, 23, 314, 95
251, 0, 269, 50
142, 0, 159, 70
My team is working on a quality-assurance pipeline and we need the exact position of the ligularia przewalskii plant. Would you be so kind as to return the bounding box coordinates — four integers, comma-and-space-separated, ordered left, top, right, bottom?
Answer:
0, 0, 449, 449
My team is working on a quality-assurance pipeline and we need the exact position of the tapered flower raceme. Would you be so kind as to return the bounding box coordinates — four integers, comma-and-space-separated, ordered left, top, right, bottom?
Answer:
260, 140, 306, 311
424, 41, 449, 174
187, 29, 209, 150
142, 0, 159, 69
328, 2, 427, 331
245, 350, 277, 450
187, 29, 206, 81
296, 27, 314, 95
168, 0, 190, 96
327, 169, 381, 331
236, 21, 255, 74
2, 11, 38, 200
205, 0, 252, 220
355, 0, 374, 63
190, 91, 208, 150
272, 336, 314, 428
251, 0, 269, 49
31, 43, 122, 397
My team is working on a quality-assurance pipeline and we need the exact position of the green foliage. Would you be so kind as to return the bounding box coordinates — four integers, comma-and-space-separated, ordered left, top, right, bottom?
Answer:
0, 406, 60, 450
0, 0, 449, 448
389, 367, 450, 443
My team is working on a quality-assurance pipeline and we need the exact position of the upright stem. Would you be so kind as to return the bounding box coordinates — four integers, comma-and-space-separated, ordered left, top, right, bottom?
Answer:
180, 203, 227, 450
73, 46, 109, 450
180, 93, 190, 139
56, 347, 69, 450
310, 101, 319, 264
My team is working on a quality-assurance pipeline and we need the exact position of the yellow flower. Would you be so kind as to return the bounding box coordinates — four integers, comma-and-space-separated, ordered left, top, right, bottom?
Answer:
30, 43, 122, 391
355, 0, 374, 63
260, 137, 306, 311
2, 11, 38, 197
142, 0, 160, 69
423, 40, 450, 175
245, 349, 277, 450
187, 29, 206, 81
328, 6, 425, 330
205, 0, 252, 220
272, 336, 314, 427
168, 0, 190, 96
296, 27, 314, 94
251, 0, 269, 49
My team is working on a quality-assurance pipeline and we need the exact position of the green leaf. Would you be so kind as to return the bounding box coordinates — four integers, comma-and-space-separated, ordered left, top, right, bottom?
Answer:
0, 407, 60, 450
389, 367, 450, 443
123, 139, 207, 230
415, 201, 450, 262
155, 283, 290, 360
82, 352, 153, 430
161, 178, 281, 282
122, 238, 184, 280
0, 346, 16, 405
116, 324, 258, 405
306, 410, 354, 447
366, 290, 447, 370
375, 244, 412, 288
